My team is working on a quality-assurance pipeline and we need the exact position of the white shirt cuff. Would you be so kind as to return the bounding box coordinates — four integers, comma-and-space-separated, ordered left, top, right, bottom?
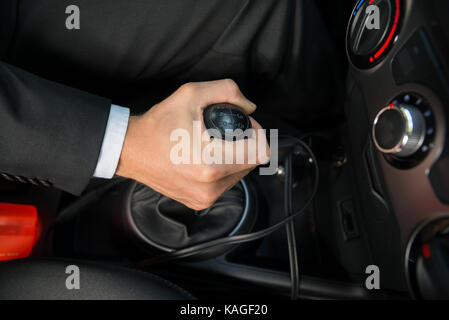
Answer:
93, 105, 130, 179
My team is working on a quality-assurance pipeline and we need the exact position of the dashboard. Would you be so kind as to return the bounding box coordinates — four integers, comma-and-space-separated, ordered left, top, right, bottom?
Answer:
345, 0, 449, 296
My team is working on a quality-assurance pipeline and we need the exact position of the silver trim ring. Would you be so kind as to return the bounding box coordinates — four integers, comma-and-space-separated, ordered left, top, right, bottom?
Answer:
373, 104, 426, 157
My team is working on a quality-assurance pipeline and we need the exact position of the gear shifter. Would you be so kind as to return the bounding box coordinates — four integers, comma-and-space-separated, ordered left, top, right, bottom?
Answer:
203, 103, 252, 141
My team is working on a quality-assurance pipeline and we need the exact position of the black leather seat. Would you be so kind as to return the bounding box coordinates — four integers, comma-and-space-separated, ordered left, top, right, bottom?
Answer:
0, 258, 193, 300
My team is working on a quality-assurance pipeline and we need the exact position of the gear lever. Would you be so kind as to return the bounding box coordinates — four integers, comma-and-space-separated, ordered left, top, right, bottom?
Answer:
203, 103, 252, 141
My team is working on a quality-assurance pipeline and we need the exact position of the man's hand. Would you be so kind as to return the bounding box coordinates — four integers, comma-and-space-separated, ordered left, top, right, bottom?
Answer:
116, 79, 270, 210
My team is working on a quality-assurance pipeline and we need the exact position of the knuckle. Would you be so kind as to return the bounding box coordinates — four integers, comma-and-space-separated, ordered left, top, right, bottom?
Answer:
197, 165, 221, 183
223, 79, 239, 95
223, 78, 237, 87
197, 188, 220, 207
179, 82, 197, 95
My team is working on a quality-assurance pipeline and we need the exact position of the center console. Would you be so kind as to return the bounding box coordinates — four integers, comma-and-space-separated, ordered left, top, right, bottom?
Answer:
345, 0, 449, 297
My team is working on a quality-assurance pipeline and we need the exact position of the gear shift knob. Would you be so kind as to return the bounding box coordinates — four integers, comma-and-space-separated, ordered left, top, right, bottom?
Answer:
203, 103, 252, 141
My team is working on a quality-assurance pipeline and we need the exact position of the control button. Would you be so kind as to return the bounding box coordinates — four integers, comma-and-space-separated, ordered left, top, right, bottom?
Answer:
347, 0, 401, 69
373, 104, 426, 157
349, 0, 392, 55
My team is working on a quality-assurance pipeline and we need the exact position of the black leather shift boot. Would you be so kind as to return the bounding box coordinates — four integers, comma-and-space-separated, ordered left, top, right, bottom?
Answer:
129, 181, 253, 251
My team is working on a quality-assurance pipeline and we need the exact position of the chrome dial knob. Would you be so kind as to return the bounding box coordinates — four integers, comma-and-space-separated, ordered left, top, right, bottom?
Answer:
373, 104, 426, 157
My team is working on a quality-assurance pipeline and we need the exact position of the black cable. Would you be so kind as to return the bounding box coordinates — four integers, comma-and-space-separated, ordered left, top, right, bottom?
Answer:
137, 138, 319, 271
284, 152, 300, 300
42, 135, 317, 298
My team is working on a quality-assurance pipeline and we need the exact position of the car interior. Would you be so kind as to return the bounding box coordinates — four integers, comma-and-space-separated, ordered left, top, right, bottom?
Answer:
1, 0, 449, 300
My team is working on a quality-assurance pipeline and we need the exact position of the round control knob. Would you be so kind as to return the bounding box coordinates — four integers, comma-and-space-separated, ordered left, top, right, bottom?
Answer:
373, 104, 426, 157
347, 0, 401, 69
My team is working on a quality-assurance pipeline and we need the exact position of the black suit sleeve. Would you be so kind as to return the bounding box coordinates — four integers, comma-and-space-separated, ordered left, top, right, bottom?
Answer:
0, 61, 111, 195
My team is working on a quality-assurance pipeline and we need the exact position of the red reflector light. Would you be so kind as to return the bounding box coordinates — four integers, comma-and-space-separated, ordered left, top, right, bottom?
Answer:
0, 203, 38, 261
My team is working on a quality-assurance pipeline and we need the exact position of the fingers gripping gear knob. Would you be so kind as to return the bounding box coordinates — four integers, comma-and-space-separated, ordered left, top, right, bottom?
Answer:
373, 104, 426, 158
203, 103, 252, 141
